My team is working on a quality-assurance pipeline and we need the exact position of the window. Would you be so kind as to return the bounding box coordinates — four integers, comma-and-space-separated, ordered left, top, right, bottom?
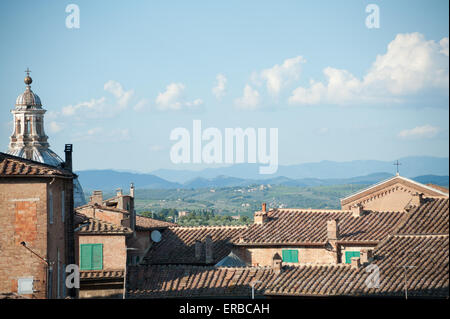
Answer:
345, 251, 360, 264
61, 191, 65, 223
80, 244, 103, 270
18, 277, 34, 294
49, 191, 53, 224
282, 249, 299, 263
26, 120, 31, 135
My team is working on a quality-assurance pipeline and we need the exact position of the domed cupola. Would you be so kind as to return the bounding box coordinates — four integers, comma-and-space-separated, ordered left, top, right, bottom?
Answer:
6, 68, 87, 207
15, 71, 42, 109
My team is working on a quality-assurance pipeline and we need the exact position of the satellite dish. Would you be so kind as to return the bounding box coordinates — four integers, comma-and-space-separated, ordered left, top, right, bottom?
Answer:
151, 230, 162, 243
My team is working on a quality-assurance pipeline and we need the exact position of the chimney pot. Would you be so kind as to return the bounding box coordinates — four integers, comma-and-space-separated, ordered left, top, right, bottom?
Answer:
360, 249, 373, 264
351, 257, 361, 269
130, 183, 135, 198
64, 144, 73, 171
90, 190, 103, 205
262, 203, 267, 212
195, 240, 202, 260
410, 192, 425, 207
272, 253, 282, 274
351, 204, 364, 217
205, 236, 213, 264
327, 219, 339, 241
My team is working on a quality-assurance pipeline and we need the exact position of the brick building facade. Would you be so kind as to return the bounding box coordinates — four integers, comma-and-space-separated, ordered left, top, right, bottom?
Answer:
0, 152, 75, 299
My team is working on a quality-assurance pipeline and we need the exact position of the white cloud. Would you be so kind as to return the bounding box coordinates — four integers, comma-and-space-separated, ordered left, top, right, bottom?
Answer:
185, 98, 204, 107
398, 125, 440, 139
72, 127, 130, 142
155, 83, 203, 111
212, 73, 227, 99
104, 80, 134, 108
257, 56, 305, 96
234, 84, 260, 109
61, 97, 107, 117
440, 37, 449, 57
289, 33, 449, 106
134, 98, 150, 111
48, 121, 63, 133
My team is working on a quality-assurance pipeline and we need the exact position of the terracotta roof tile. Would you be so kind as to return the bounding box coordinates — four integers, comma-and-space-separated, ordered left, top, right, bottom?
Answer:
145, 226, 247, 265
129, 198, 449, 298
239, 209, 405, 245
80, 270, 124, 280
0, 152, 72, 178
76, 214, 132, 235
396, 198, 449, 235
135, 215, 178, 230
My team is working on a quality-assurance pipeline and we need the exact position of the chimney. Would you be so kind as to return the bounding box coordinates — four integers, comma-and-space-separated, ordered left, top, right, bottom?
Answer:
116, 188, 123, 197
410, 193, 425, 207
360, 249, 373, 264
350, 257, 361, 269
195, 240, 202, 260
205, 236, 213, 264
90, 190, 103, 205
351, 203, 364, 217
272, 253, 282, 274
254, 203, 269, 225
64, 144, 73, 171
327, 219, 339, 241
130, 182, 135, 198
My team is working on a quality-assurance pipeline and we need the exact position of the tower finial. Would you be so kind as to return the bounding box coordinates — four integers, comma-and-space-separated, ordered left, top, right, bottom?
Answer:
24, 67, 32, 85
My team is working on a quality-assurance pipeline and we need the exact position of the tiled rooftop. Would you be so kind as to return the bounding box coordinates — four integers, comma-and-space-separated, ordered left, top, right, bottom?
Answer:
238, 209, 406, 245
135, 215, 178, 230
0, 152, 73, 178
145, 225, 248, 265
396, 198, 449, 235
76, 203, 130, 214
128, 198, 449, 298
75, 213, 132, 235
80, 270, 124, 280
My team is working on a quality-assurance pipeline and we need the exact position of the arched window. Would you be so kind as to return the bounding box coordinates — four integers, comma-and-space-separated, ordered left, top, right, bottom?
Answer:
17, 119, 21, 134
26, 119, 31, 135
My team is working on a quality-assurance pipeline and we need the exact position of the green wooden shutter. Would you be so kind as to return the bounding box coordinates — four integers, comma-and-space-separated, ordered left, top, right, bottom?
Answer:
80, 244, 92, 270
345, 251, 360, 264
282, 249, 299, 263
92, 244, 103, 270
291, 250, 299, 263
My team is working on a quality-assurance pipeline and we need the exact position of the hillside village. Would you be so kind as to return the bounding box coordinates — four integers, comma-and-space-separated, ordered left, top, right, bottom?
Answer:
0, 74, 449, 299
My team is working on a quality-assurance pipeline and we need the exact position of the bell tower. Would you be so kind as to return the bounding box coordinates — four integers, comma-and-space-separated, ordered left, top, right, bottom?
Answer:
8, 69, 63, 165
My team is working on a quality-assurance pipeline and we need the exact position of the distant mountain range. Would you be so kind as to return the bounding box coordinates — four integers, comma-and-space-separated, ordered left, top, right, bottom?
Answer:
76, 156, 449, 191
151, 156, 449, 183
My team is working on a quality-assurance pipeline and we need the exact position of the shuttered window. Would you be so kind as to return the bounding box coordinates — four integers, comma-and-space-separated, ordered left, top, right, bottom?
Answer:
282, 249, 299, 263
345, 251, 360, 264
80, 244, 103, 270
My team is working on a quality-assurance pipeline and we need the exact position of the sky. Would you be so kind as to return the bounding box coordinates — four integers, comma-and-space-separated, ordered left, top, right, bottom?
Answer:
0, 0, 448, 173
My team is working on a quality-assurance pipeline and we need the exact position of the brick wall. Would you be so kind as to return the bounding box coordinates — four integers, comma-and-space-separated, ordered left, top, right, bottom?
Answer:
76, 235, 127, 270
77, 206, 127, 227
0, 177, 72, 299
234, 246, 337, 266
